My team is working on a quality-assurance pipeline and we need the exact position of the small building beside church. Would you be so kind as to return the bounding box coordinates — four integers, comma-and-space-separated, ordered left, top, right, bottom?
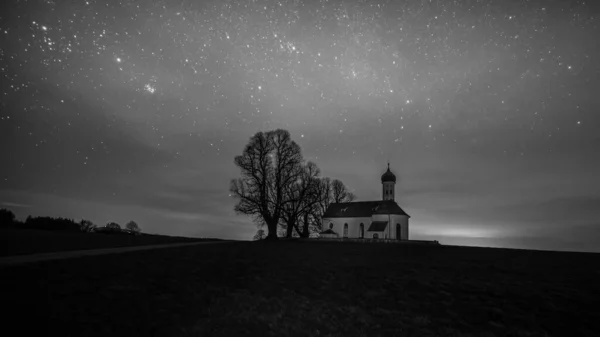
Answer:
319, 164, 410, 240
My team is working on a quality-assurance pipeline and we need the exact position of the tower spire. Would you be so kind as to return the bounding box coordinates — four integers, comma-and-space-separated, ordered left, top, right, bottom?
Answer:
381, 163, 396, 201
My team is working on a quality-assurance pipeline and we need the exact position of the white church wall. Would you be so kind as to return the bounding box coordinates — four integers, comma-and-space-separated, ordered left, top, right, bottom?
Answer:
386, 215, 409, 240
322, 214, 409, 240
322, 217, 371, 238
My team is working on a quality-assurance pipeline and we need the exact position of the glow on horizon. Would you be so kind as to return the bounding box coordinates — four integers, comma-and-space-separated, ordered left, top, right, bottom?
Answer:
415, 226, 512, 239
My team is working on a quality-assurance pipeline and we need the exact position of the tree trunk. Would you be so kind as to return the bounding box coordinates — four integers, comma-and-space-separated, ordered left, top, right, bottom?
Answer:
300, 212, 310, 238
266, 220, 279, 240
286, 219, 295, 238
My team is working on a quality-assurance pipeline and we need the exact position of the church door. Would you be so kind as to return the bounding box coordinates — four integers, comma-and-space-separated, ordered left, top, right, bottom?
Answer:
343, 223, 348, 238
396, 223, 401, 240
359, 223, 364, 238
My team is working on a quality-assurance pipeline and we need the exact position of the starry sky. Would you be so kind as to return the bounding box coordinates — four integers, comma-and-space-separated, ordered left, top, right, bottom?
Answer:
1, 0, 599, 252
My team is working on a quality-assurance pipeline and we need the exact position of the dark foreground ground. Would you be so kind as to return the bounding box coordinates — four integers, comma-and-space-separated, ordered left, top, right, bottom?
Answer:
2, 241, 599, 337
0, 228, 222, 256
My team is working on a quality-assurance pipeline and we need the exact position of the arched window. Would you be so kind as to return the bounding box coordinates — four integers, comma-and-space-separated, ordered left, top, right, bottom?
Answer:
343, 223, 348, 238
373, 233, 379, 239
396, 223, 401, 240
329, 223, 334, 229
359, 223, 364, 238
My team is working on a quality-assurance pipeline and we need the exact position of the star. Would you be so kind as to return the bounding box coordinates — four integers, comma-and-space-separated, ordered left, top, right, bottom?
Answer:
144, 84, 156, 94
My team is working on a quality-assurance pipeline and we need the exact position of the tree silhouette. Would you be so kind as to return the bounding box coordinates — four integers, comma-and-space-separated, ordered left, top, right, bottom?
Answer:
280, 161, 322, 238
230, 129, 303, 240
79, 219, 97, 232
306, 178, 356, 234
332, 179, 356, 203
125, 220, 141, 233
0, 208, 16, 228
253, 229, 266, 240
105, 222, 121, 230
291, 177, 356, 237
24, 216, 80, 231
310, 177, 333, 230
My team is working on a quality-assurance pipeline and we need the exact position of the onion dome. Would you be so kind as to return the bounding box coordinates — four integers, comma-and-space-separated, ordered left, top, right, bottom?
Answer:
381, 163, 396, 183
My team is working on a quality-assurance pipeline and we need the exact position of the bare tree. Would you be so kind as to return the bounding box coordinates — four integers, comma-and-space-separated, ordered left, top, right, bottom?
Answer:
230, 129, 303, 240
308, 177, 334, 232
125, 220, 141, 233
332, 179, 356, 203
280, 161, 321, 238
301, 177, 356, 236
79, 219, 97, 232
295, 207, 322, 238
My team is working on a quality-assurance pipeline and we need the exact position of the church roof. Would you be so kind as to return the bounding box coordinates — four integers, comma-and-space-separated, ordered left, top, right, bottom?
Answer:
323, 200, 410, 218
367, 221, 388, 232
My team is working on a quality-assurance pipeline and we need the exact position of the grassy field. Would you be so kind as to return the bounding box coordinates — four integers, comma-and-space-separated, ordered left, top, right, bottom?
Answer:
2, 240, 599, 336
0, 228, 222, 256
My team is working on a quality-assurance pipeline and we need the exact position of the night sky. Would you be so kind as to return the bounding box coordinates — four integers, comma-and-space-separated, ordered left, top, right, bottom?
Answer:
1, 0, 599, 252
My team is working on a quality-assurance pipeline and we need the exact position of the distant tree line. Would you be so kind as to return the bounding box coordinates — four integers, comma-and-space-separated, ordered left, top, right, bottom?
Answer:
0, 208, 141, 235
230, 129, 356, 241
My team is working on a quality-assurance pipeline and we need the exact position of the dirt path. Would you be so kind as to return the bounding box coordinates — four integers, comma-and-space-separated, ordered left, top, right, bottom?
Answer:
0, 241, 235, 267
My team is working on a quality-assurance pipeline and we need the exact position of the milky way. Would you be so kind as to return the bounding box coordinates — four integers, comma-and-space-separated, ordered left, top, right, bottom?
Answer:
1, 0, 599, 250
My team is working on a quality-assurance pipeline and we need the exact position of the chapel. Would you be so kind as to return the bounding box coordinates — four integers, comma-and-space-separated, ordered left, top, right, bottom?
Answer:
318, 164, 410, 240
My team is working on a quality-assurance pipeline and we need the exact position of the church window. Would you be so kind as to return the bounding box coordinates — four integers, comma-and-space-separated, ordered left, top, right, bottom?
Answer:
343, 223, 348, 238
373, 233, 379, 239
359, 223, 364, 238
329, 223, 333, 229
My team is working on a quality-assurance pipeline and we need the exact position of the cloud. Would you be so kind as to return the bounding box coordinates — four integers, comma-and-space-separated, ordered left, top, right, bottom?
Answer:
495, 195, 600, 224
158, 210, 255, 240
160, 210, 242, 224
0, 82, 175, 204
123, 164, 235, 214
0, 201, 30, 208
162, 211, 209, 221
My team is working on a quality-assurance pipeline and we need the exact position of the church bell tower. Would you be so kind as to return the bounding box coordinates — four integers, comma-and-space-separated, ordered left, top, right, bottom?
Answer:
381, 163, 397, 201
